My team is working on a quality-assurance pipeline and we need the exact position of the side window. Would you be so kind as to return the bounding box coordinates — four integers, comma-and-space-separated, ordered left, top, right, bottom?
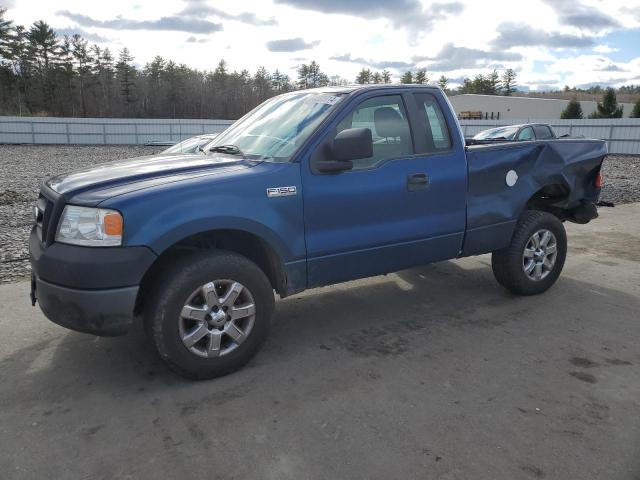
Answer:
336, 95, 412, 170
414, 93, 452, 152
517, 127, 534, 141
533, 125, 553, 139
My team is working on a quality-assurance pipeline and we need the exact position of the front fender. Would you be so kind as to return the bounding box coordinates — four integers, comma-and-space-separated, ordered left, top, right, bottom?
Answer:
100, 162, 305, 264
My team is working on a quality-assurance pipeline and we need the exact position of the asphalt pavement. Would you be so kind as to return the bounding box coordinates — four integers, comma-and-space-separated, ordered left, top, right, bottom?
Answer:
1, 203, 639, 480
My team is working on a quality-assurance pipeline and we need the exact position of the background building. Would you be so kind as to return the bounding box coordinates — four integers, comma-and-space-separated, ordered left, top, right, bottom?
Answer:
449, 94, 636, 120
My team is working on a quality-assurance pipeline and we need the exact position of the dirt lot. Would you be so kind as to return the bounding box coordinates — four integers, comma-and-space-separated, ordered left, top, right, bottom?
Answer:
1, 203, 639, 480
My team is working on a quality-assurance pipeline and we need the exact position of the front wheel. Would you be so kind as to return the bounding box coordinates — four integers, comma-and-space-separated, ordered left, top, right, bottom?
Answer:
144, 250, 275, 380
492, 210, 567, 296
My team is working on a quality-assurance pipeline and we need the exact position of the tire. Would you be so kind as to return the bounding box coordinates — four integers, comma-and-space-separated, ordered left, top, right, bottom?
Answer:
143, 250, 274, 380
491, 210, 567, 296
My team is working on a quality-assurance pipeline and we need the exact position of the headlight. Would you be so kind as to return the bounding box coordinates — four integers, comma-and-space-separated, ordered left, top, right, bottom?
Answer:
55, 206, 123, 247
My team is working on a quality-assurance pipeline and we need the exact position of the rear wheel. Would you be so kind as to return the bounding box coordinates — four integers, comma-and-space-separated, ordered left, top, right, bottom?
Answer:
144, 250, 274, 379
492, 210, 567, 296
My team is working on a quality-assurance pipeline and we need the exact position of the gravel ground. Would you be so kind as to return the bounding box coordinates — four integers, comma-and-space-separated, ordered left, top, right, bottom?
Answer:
0, 145, 163, 283
0, 145, 638, 284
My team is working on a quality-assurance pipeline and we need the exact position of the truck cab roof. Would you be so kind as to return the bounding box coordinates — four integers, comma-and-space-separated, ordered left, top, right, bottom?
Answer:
302, 84, 443, 95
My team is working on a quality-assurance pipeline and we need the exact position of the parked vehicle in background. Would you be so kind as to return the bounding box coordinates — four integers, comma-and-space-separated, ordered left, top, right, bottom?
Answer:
29, 85, 606, 380
162, 133, 220, 154
469, 123, 556, 144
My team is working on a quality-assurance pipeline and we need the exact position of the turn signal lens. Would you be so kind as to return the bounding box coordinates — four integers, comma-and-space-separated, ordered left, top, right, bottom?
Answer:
104, 212, 123, 236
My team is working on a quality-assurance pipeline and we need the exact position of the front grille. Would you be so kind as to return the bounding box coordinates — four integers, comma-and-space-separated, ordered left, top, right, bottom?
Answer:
35, 185, 62, 246
35, 195, 47, 241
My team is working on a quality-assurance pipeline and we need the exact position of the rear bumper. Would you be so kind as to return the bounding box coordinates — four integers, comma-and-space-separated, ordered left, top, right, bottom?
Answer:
33, 276, 138, 336
566, 201, 599, 224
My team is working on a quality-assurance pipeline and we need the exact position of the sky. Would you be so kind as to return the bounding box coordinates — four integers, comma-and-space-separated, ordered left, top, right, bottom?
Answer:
4, 0, 640, 90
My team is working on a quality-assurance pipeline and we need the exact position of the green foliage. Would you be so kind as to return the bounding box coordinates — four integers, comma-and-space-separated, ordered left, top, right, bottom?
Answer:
437, 75, 448, 91
631, 98, 640, 118
296, 61, 328, 89
0, 12, 302, 118
355, 67, 390, 84
501, 68, 516, 96
414, 69, 428, 84
590, 87, 624, 118
457, 69, 516, 96
560, 97, 583, 119
400, 71, 413, 84
0, 7, 12, 58
355, 68, 372, 84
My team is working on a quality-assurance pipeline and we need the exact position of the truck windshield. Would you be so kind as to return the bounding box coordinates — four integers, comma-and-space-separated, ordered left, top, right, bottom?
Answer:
206, 92, 344, 162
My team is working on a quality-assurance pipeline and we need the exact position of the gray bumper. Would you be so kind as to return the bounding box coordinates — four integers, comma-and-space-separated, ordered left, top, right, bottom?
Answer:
34, 276, 138, 336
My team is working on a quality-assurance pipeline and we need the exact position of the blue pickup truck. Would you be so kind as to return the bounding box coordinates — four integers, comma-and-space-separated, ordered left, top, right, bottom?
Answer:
30, 85, 606, 379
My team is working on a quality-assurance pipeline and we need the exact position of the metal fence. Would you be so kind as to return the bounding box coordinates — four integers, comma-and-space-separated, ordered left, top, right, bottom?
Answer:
1, 116, 639, 155
458, 118, 640, 155
0, 116, 235, 146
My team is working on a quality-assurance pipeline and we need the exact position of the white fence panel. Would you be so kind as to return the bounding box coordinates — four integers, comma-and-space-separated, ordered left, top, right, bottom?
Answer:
0, 117, 235, 146
1, 116, 639, 154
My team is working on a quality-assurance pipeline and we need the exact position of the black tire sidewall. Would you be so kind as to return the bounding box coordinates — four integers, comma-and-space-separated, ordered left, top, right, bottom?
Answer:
494, 211, 567, 295
146, 251, 274, 379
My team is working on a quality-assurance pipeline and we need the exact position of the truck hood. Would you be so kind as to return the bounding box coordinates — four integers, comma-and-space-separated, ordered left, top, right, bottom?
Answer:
46, 152, 249, 197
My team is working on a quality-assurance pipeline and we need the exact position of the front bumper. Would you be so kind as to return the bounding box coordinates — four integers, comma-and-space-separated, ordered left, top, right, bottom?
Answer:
29, 227, 157, 336
33, 276, 139, 336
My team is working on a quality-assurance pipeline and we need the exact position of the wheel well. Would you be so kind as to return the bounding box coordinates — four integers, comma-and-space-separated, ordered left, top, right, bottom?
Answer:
135, 230, 285, 314
525, 184, 570, 218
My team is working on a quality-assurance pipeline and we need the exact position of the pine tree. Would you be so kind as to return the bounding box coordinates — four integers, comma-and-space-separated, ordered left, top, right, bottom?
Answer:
401, 71, 413, 84
355, 68, 371, 84
590, 87, 623, 118
631, 98, 640, 118
116, 47, 136, 115
297, 61, 328, 88
71, 34, 91, 116
0, 7, 12, 59
381, 69, 391, 84
414, 69, 428, 84
438, 75, 448, 91
501, 68, 517, 96
560, 97, 583, 119
371, 71, 382, 84
27, 20, 59, 111
488, 69, 501, 95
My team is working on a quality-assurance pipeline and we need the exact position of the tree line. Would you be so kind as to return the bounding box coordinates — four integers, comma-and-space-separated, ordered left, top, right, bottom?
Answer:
0, 8, 522, 119
1, 8, 638, 119
561, 88, 640, 119
0, 10, 337, 118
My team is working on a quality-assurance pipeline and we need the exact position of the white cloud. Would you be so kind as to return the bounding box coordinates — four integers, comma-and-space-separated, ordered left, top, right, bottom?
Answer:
4, 0, 640, 89
593, 44, 619, 53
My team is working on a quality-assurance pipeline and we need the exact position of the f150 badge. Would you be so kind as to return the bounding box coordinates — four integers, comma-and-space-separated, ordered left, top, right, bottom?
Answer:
267, 186, 297, 198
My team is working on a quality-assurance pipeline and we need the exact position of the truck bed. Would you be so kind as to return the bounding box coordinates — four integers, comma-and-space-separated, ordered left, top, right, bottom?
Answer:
462, 138, 607, 256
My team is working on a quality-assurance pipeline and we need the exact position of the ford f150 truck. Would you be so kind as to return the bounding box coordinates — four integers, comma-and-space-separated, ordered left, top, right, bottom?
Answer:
29, 85, 606, 379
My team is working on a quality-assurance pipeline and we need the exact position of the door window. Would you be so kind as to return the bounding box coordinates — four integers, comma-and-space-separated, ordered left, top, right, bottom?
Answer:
517, 127, 534, 141
533, 125, 554, 139
336, 95, 413, 170
414, 94, 452, 152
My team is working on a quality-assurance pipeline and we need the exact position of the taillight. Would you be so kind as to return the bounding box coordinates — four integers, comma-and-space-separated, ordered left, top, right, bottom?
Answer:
594, 171, 603, 188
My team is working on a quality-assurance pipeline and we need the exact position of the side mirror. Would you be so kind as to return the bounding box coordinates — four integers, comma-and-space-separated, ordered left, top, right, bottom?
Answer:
314, 127, 373, 174
332, 127, 373, 161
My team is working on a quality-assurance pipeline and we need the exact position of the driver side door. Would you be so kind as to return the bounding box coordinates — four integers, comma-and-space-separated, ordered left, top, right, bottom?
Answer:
301, 92, 466, 288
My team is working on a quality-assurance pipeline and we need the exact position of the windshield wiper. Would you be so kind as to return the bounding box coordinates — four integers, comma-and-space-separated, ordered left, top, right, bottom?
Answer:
209, 144, 246, 158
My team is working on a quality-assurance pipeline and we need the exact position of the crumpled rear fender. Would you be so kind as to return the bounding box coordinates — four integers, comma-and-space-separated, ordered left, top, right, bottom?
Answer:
462, 139, 606, 256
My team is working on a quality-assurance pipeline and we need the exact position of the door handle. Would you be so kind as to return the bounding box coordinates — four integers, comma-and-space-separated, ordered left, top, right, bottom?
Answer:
407, 173, 429, 191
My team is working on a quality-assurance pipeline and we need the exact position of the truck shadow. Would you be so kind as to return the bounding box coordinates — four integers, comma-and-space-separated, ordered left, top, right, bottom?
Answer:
2, 258, 638, 405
